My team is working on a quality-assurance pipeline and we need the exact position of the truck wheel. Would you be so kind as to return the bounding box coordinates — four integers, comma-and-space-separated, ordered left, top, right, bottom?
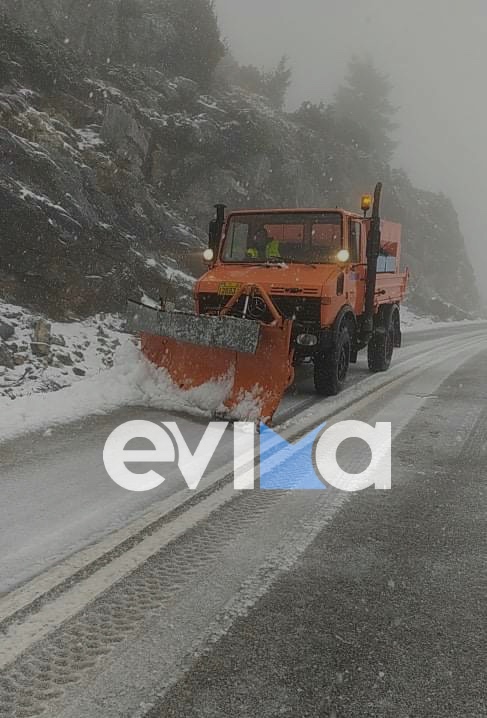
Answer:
314, 327, 351, 396
368, 314, 395, 373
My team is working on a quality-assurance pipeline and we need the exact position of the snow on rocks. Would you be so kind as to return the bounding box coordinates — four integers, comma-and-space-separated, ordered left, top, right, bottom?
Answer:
0, 302, 128, 401
0, 299, 237, 442
76, 126, 104, 150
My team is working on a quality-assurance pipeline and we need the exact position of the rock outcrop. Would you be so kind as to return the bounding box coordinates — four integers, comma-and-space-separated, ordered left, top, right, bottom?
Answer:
0, 4, 481, 321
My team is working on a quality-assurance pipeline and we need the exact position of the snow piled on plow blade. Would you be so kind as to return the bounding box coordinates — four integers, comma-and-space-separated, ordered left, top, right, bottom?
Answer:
128, 301, 261, 354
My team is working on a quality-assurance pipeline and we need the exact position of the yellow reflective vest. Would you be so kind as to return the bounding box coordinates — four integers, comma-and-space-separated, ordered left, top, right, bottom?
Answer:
247, 240, 281, 259
266, 239, 281, 258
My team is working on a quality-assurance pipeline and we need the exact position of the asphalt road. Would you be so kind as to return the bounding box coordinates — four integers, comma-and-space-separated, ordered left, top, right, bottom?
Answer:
0, 323, 486, 718
1, 323, 481, 593
151, 350, 487, 718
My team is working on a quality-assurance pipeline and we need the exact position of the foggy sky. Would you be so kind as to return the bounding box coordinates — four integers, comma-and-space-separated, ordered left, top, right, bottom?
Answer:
214, 0, 487, 301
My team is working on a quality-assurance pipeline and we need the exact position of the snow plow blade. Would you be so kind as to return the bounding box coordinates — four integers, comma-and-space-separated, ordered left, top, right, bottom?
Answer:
128, 297, 294, 423
127, 301, 261, 354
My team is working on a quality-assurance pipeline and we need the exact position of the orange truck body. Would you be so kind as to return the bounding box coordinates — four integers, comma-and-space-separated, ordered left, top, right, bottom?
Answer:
131, 190, 409, 423
196, 209, 408, 330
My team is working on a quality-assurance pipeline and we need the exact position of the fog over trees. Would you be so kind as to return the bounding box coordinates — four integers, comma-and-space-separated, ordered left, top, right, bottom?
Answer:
215, 0, 487, 301
0, 0, 481, 318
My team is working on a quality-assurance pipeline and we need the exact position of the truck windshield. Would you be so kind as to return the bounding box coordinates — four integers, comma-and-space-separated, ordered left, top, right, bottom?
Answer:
221, 212, 343, 264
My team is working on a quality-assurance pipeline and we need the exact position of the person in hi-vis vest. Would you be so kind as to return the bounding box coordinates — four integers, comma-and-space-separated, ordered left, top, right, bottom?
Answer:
247, 227, 281, 260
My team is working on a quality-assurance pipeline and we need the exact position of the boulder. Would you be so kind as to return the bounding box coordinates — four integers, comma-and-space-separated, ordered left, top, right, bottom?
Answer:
31, 319, 51, 356
0, 320, 14, 341
55, 352, 74, 366
0, 343, 14, 368
51, 334, 67, 347
175, 76, 199, 104
101, 104, 149, 172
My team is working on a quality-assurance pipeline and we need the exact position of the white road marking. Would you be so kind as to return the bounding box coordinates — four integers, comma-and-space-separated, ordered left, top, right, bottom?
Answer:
0, 333, 485, 674
0, 331, 479, 624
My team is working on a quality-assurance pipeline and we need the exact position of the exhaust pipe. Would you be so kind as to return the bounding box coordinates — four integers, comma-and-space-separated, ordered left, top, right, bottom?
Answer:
208, 203, 226, 253
361, 182, 383, 342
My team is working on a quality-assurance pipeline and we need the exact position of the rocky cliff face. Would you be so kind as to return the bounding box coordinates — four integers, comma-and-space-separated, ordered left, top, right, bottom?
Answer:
0, 0, 224, 86
1, 0, 172, 65
0, 18, 202, 318
0, 2, 481, 321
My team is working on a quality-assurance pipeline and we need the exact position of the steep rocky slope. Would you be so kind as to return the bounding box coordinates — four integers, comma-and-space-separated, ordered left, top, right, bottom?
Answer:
0, 2, 481, 324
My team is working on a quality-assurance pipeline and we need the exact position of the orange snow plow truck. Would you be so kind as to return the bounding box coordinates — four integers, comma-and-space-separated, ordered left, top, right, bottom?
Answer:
128, 183, 409, 422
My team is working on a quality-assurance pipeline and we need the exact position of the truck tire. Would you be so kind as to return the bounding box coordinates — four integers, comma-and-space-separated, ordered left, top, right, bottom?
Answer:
314, 327, 351, 396
368, 308, 397, 372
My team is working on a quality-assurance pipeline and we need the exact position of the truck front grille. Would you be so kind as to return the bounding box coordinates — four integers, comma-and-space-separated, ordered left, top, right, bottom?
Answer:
271, 297, 321, 325
198, 293, 321, 327
198, 293, 226, 315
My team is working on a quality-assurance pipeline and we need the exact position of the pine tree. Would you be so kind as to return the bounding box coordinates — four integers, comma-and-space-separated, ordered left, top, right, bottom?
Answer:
217, 53, 292, 110
334, 56, 398, 163
161, 0, 224, 88
262, 56, 292, 110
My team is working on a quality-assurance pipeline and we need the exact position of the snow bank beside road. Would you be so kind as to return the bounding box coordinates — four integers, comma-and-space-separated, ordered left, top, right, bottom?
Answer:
1, 302, 483, 444
401, 305, 483, 332
0, 342, 232, 443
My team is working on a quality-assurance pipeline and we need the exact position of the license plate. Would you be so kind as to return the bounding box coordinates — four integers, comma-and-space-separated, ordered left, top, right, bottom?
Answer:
218, 282, 241, 296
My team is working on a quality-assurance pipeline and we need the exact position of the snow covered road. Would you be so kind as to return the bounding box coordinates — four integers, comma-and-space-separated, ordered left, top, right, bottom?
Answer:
0, 323, 485, 593
0, 323, 486, 717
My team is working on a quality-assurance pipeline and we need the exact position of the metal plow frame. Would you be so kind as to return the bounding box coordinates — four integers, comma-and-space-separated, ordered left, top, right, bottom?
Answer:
129, 285, 295, 423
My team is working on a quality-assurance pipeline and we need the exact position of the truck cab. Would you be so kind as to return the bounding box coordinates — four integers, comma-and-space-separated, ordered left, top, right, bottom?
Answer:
130, 186, 409, 422
196, 207, 407, 372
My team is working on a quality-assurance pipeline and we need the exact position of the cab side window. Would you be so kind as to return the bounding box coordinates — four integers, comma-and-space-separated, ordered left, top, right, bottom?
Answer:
350, 221, 361, 263
222, 220, 250, 261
